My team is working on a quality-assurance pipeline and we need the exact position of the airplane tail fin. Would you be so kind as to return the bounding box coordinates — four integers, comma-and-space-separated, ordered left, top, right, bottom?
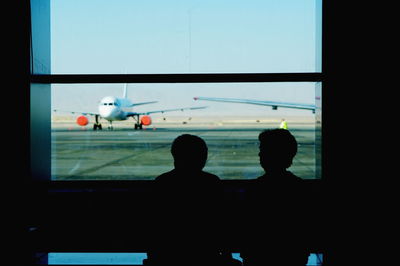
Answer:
123, 83, 128, 99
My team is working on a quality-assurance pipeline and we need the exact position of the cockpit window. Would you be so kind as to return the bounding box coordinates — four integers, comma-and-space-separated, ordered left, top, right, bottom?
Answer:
102, 102, 117, 106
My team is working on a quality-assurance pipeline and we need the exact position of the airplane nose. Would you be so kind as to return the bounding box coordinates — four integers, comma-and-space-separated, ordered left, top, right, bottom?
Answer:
99, 106, 115, 119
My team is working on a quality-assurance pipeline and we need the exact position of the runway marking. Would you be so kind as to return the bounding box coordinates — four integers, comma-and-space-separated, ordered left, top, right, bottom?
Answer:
66, 145, 170, 178
68, 161, 82, 175
63, 131, 209, 179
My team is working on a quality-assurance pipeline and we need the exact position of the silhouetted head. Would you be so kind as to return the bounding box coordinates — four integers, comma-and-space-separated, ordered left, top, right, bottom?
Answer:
258, 129, 298, 172
171, 134, 208, 171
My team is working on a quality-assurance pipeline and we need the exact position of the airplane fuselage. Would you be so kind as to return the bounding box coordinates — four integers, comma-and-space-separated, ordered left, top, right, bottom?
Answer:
98, 96, 131, 121
62, 84, 205, 130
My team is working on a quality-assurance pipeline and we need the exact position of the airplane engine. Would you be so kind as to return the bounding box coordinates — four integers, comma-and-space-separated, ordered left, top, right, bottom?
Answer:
76, 115, 89, 126
141, 115, 152, 126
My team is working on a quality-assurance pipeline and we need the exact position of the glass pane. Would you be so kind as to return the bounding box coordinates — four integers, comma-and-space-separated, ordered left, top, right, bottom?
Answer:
50, 0, 322, 74
46, 252, 322, 265
31, 0, 51, 74
47, 253, 146, 265
51, 82, 321, 180
31, 83, 51, 180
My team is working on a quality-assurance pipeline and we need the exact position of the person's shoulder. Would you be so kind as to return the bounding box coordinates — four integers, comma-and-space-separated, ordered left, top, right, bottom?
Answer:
155, 170, 175, 181
201, 171, 221, 181
286, 171, 304, 182
256, 174, 268, 180
256, 172, 303, 187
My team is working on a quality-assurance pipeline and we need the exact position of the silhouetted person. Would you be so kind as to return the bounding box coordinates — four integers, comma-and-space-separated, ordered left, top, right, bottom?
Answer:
240, 129, 310, 266
145, 134, 231, 266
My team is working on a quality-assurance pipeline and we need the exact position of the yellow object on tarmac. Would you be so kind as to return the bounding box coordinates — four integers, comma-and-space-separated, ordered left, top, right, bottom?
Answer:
279, 120, 288, 130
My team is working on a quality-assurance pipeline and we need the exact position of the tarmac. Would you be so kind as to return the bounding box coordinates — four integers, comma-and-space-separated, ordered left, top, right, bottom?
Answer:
51, 116, 319, 180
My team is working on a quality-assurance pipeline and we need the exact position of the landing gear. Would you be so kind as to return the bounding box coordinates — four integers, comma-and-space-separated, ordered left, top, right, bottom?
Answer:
93, 115, 102, 130
134, 123, 143, 130
93, 123, 102, 130
133, 114, 143, 130
107, 121, 114, 130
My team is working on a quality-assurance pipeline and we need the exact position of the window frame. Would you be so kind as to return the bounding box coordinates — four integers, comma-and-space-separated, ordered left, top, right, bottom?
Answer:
23, 0, 330, 262
33, 73, 324, 183
29, 0, 327, 184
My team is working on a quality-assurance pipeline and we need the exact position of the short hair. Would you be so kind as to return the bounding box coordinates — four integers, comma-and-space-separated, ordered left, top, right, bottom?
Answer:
258, 129, 298, 169
171, 134, 208, 169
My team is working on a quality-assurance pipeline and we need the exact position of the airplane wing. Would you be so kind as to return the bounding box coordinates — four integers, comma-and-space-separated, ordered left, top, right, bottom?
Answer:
128, 101, 158, 107
53, 109, 99, 116
126, 106, 207, 116
193, 97, 316, 112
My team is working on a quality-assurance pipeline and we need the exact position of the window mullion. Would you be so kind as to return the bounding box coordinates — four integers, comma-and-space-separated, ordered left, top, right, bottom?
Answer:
31, 73, 324, 84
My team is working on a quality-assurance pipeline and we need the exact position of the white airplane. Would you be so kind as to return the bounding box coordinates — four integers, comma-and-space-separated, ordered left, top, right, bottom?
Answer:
193, 96, 316, 113
54, 84, 207, 130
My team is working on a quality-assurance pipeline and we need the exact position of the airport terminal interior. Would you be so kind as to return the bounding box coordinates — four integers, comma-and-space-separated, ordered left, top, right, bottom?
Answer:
15, 0, 358, 265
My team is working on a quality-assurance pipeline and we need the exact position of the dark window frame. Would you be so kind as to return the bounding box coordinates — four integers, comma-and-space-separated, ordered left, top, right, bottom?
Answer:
28, 0, 327, 185
33, 72, 324, 184
31, 72, 323, 84
23, 0, 330, 261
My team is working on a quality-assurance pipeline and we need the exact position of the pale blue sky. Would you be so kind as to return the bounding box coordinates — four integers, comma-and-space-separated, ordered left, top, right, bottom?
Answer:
51, 0, 321, 116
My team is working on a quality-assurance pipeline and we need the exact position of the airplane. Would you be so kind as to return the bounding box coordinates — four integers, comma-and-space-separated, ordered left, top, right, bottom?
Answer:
53, 84, 207, 130
193, 96, 316, 113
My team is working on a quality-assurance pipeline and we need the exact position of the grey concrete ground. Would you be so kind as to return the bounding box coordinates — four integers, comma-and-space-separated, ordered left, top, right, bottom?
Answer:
51, 118, 318, 180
